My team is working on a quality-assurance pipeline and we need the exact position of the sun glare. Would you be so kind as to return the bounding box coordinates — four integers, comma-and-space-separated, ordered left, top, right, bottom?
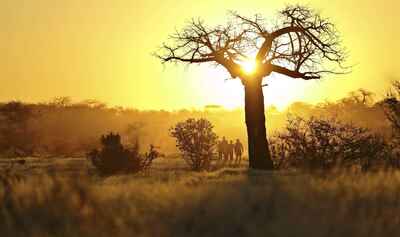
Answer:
240, 59, 257, 74
202, 65, 308, 111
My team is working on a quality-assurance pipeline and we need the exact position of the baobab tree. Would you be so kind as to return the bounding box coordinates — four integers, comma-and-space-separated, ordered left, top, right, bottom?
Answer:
156, 5, 347, 170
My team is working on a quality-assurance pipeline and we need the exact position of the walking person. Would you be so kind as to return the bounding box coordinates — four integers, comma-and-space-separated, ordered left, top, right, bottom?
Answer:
217, 139, 223, 162
228, 140, 234, 165
234, 139, 244, 166
221, 137, 229, 165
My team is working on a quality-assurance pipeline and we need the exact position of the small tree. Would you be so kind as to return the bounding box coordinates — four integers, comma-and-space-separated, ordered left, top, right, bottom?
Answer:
170, 118, 218, 171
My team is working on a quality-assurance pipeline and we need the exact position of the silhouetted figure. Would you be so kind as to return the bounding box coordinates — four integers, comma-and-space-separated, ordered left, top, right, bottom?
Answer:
228, 140, 234, 165
217, 139, 224, 161
222, 137, 229, 164
234, 139, 244, 165
221, 137, 229, 164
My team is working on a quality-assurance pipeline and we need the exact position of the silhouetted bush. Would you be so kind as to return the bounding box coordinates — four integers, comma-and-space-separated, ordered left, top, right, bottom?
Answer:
170, 118, 218, 171
383, 81, 400, 146
87, 133, 160, 175
0, 101, 39, 156
270, 116, 390, 171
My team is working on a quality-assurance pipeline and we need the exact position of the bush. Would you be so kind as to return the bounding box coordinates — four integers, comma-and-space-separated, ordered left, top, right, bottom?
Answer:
383, 81, 400, 146
270, 116, 389, 171
377, 80, 400, 169
170, 118, 218, 171
0, 101, 39, 157
87, 133, 160, 175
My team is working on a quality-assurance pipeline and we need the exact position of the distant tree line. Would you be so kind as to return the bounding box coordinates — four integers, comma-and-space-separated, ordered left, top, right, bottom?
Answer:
0, 87, 398, 160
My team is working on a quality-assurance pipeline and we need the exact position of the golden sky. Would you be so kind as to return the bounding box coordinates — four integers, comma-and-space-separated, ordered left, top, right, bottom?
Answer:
1, 0, 399, 110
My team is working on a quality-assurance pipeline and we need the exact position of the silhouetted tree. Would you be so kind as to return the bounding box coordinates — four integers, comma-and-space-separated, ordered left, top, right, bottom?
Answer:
348, 89, 375, 105
170, 118, 218, 171
157, 5, 347, 169
49, 96, 72, 107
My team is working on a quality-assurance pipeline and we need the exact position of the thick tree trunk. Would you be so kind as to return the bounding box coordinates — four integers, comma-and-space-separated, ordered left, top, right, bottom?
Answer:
244, 79, 274, 170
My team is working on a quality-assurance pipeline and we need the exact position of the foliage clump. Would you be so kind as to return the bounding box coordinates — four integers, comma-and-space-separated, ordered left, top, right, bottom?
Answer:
170, 118, 218, 171
87, 133, 160, 175
383, 82, 400, 140
270, 116, 390, 171
0, 101, 39, 157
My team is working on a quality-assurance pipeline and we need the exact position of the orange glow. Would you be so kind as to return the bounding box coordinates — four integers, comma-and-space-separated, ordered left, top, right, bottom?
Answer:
0, 1, 399, 110
240, 59, 257, 74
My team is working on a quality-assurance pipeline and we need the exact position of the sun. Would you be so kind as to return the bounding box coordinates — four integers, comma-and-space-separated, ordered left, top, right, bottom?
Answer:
200, 62, 311, 111
240, 59, 257, 74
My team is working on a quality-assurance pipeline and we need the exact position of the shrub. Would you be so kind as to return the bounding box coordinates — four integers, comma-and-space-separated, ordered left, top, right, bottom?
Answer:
0, 101, 39, 156
270, 116, 389, 171
383, 81, 400, 146
378, 80, 400, 169
170, 118, 218, 171
87, 133, 160, 175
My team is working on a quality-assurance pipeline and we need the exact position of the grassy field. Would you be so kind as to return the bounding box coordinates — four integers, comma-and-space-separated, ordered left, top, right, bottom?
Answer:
1, 157, 400, 237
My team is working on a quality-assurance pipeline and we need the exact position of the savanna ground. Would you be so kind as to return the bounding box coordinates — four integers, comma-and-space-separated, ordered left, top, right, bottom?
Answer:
1, 156, 400, 237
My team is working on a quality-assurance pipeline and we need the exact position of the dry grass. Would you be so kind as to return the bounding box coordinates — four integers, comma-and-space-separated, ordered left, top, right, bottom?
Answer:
1, 158, 400, 237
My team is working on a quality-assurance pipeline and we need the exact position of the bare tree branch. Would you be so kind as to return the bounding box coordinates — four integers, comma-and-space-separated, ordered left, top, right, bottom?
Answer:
156, 5, 349, 82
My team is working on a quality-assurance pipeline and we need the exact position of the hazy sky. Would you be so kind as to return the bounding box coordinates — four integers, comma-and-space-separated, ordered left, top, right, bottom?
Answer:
1, 0, 399, 110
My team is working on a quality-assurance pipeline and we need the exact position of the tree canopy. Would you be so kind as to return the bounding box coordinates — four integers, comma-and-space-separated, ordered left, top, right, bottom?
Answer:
157, 5, 348, 82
